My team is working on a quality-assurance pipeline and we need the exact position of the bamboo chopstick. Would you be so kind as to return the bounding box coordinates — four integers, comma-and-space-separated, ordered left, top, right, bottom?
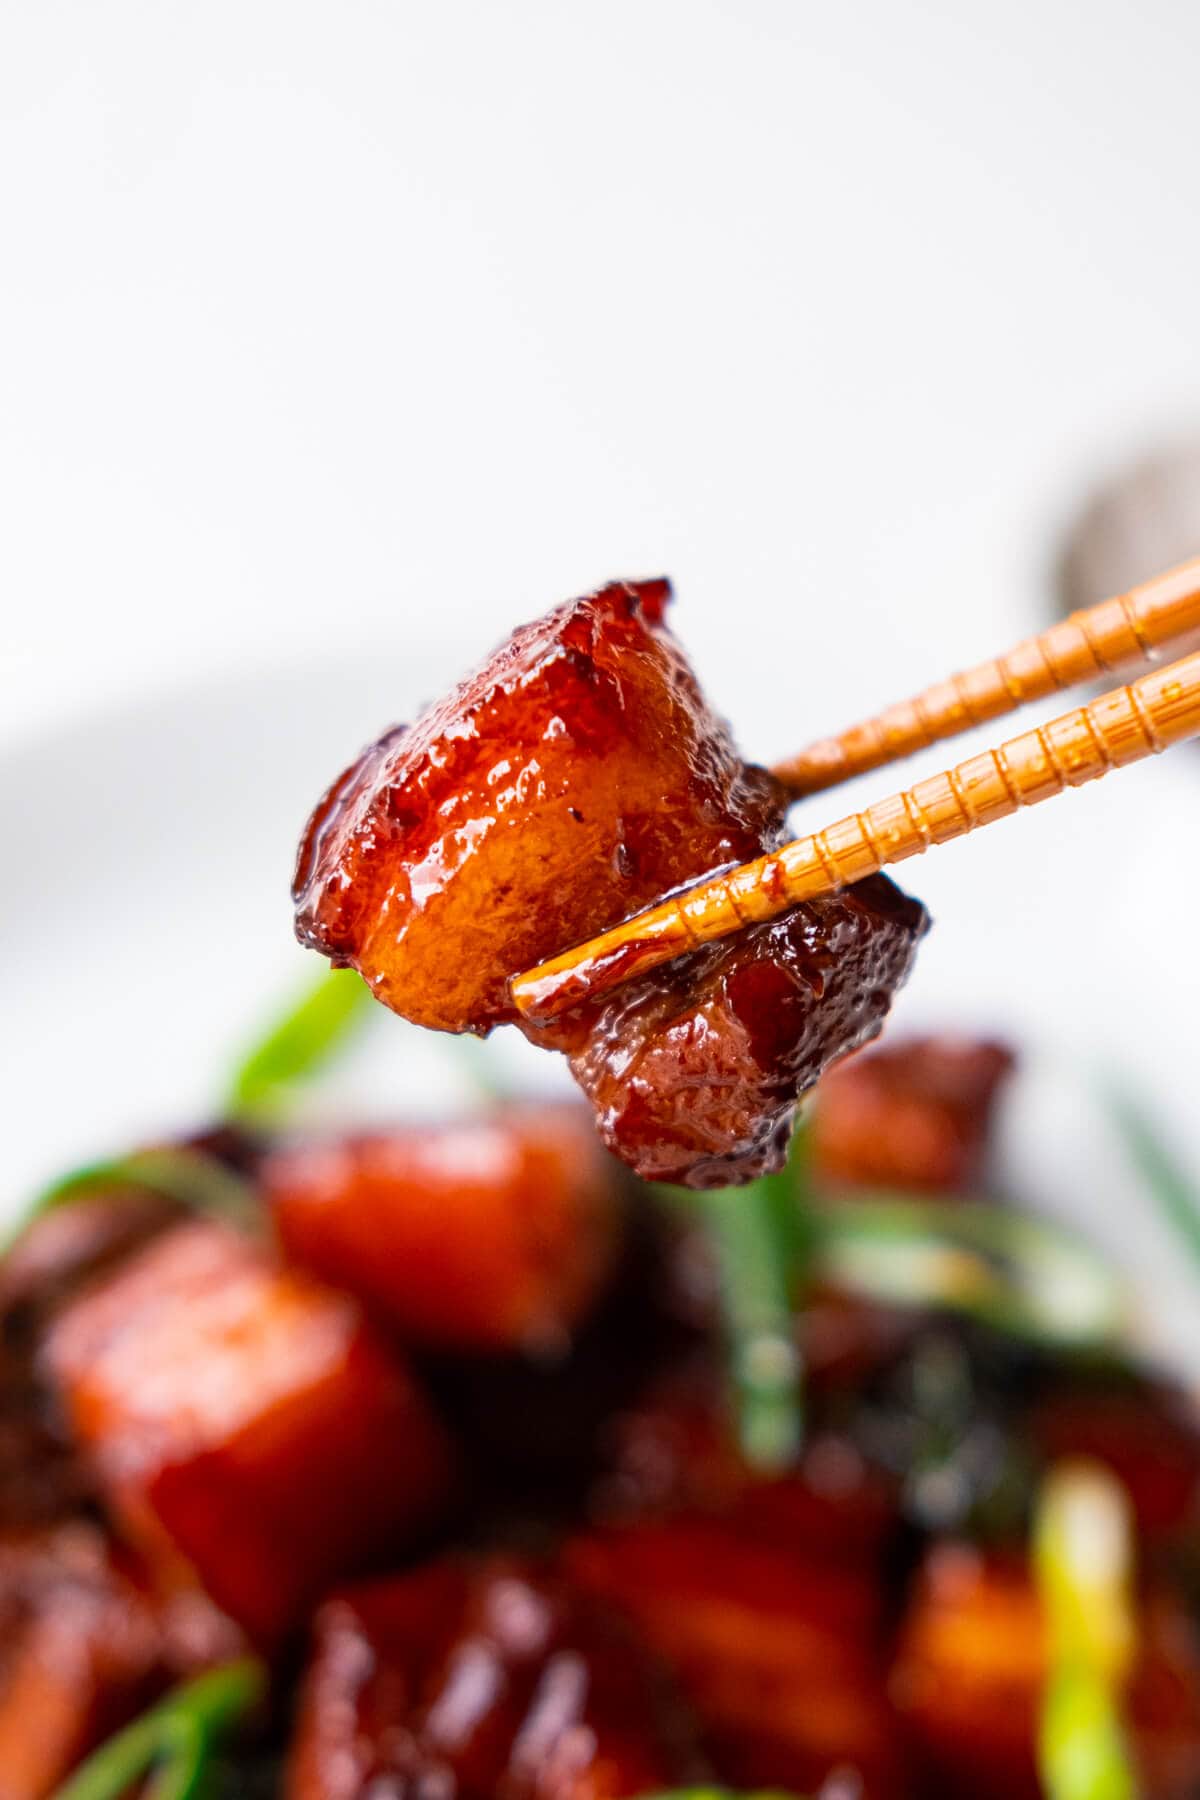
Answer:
512, 648, 1200, 1024
770, 556, 1200, 798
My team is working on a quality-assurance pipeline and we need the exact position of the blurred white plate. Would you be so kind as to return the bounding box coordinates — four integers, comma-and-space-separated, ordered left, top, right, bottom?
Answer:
2, 647, 1199, 1371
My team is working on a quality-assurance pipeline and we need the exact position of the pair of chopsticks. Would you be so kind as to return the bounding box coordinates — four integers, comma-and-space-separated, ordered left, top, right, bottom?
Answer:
512, 558, 1200, 1023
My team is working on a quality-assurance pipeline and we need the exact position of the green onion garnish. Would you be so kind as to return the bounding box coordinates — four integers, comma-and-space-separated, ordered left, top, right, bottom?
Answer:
810, 1195, 1125, 1351
1034, 1462, 1138, 1800
693, 1130, 813, 1472
228, 966, 375, 1121
11, 1146, 261, 1253
1107, 1085, 1200, 1274
53, 1657, 266, 1800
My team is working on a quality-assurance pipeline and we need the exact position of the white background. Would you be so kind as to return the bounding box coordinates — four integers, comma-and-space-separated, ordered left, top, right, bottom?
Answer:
2, 3, 1199, 1348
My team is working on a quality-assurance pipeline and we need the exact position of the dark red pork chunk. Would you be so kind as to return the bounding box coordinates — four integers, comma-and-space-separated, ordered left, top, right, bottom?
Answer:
812, 1035, 1016, 1194
293, 579, 928, 1186
265, 1108, 621, 1353
0, 1188, 188, 1536
286, 1556, 699, 1800
41, 1219, 453, 1643
566, 1519, 906, 1798
294, 579, 785, 1036
565, 875, 927, 1188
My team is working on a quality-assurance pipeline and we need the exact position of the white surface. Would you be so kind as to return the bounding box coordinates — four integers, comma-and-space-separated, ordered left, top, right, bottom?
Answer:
2, 5, 1199, 1353
3, 1, 1200, 746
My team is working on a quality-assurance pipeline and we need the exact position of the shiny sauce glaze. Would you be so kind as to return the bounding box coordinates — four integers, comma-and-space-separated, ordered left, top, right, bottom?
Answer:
287, 1555, 699, 1800
558, 876, 928, 1187
293, 578, 928, 1184
293, 579, 785, 1035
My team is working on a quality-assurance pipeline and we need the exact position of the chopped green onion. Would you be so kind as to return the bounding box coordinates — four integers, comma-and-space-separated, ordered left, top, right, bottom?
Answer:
1034, 1462, 1138, 1800
1039, 1670, 1137, 1800
1106, 1085, 1200, 1274
228, 966, 375, 1121
696, 1150, 811, 1472
53, 1657, 266, 1800
665, 1127, 1123, 1468
810, 1195, 1125, 1351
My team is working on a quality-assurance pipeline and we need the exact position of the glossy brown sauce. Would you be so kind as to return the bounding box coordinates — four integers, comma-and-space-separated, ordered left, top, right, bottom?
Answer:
293, 578, 928, 1183
294, 579, 786, 1035
560, 876, 928, 1187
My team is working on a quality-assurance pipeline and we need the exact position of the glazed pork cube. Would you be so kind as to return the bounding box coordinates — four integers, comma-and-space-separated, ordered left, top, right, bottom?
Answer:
0, 1188, 187, 1535
264, 1108, 620, 1352
286, 1555, 698, 1800
42, 1219, 453, 1642
294, 578, 786, 1035
567, 874, 927, 1188
812, 1035, 1015, 1194
566, 1518, 904, 1797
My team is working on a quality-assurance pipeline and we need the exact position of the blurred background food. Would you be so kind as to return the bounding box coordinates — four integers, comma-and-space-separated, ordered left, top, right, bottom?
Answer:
3, 998, 1200, 1798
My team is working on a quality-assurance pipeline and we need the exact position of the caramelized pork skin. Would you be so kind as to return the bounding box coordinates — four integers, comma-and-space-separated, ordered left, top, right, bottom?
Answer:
265, 1108, 621, 1353
565, 874, 928, 1187
42, 1220, 453, 1643
294, 578, 788, 1035
286, 1556, 699, 1800
812, 1035, 1016, 1194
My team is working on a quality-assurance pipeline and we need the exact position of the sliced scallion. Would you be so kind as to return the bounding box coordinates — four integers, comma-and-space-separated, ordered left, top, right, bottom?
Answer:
1034, 1462, 1138, 1800
227, 965, 374, 1121
52, 1658, 266, 1800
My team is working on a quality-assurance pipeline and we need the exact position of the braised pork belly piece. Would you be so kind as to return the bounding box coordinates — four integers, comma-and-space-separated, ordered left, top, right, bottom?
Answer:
41, 1219, 453, 1642
265, 1108, 621, 1352
0, 1188, 186, 1536
294, 579, 785, 1036
812, 1035, 1016, 1194
566, 875, 927, 1187
566, 1517, 905, 1798
286, 1556, 699, 1800
294, 579, 927, 1185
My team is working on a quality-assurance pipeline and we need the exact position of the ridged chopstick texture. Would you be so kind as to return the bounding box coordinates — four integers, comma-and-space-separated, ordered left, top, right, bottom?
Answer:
772, 556, 1200, 797
513, 649, 1200, 1022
